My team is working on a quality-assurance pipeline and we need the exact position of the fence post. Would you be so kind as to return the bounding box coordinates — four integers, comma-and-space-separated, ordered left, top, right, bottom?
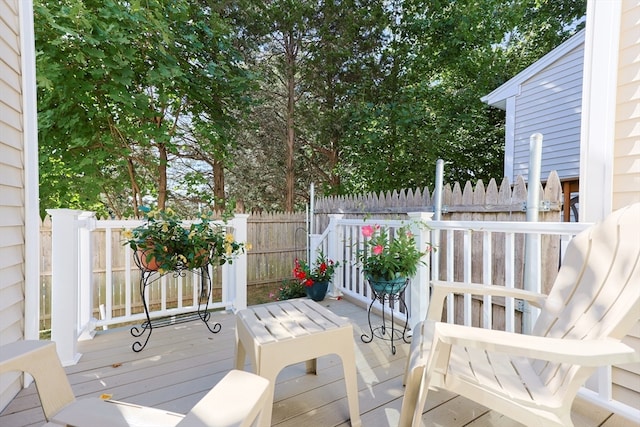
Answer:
326, 214, 344, 297
78, 211, 97, 340
46, 209, 83, 366
228, 214, 249, 311
407, 212, 434, 331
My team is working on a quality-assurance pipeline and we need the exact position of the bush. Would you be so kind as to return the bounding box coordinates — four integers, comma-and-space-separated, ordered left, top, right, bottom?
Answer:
270, 279, 307, 301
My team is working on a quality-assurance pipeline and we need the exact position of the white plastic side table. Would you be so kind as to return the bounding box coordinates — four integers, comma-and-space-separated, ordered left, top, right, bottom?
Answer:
235, 298, 361, 427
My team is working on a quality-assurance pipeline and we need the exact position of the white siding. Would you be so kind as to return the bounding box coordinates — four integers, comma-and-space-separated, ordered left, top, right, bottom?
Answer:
0, 0, 25, 412
612, 0, 640, 409
512, 45, 584, 182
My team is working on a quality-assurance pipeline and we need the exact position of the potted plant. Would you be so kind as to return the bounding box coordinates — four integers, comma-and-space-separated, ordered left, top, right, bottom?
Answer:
358, 224, 432, 295
123, 206, 245, 273
292, 251, 339, 301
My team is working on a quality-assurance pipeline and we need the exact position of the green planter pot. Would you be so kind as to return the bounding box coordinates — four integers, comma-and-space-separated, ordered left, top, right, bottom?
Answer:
365, 274, 408, 295
306, 281, 329, 301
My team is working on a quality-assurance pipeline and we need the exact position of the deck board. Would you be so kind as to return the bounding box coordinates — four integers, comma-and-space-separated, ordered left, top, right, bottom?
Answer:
0, 298, 629, 427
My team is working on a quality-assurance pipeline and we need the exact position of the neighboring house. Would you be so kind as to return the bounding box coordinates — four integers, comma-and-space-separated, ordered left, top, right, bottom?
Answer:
482, 29, 585, 221
0, 0, 39, 411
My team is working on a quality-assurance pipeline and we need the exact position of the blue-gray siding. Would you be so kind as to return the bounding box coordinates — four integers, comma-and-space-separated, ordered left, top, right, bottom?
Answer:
512, 45, 583, 182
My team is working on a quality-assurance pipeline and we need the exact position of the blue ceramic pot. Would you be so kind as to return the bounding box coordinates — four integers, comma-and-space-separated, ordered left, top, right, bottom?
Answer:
306, 281, 329, 301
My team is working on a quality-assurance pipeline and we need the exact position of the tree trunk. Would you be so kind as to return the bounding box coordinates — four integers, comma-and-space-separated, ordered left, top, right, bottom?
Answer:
213, 158, 225, 209
285, 31, 296, 212
157, 143, 168, 210
127, 158, 143, 217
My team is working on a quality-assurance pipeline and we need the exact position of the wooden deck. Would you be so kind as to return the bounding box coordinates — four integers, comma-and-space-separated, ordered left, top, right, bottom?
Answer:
1, 298, 635, 427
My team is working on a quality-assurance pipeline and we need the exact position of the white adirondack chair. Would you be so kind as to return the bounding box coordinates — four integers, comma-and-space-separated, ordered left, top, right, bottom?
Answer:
0, 340, 271, 427
400, 203, 640, 427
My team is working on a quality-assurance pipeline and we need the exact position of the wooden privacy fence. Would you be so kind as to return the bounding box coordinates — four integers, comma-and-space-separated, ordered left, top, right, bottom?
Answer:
39, 211, 307, 330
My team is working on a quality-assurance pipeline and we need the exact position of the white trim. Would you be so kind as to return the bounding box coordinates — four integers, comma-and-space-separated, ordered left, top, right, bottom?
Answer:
482, 29, 586, 109
503, 97, 516, 180
578, 388, 640, 425
579, 0, 621, 222
20, 0, 40, 342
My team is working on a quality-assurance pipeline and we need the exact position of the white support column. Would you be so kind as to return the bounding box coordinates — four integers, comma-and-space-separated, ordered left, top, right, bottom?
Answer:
326, 214, 344, 297
47, 209, 83, 366
78, 211, 97, 340
579, 0, 620, 222
20, 0, 40, 344
229, 214, 249, 311
407, 212, 434, 330
524, 134, 543, 334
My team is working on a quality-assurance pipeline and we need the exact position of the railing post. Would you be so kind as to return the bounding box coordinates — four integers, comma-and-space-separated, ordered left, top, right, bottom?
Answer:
46, 209, 83, 366
228, 214, 249, 311
407, 212, 434, 331
78, 211, 97, 341
326, 214, 344, 297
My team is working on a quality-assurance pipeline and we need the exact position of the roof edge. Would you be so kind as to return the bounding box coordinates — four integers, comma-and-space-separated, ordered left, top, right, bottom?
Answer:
481, 28, 586, 109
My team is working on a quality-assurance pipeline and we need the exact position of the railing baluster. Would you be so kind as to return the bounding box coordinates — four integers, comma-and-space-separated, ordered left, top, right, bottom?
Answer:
482, 231, 492, 329
463, 230, 472, 326
505, 232, 516, 333
446, 228, 455, 323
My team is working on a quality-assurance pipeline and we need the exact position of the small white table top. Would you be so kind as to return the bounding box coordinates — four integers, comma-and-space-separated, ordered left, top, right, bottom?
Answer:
236, 298, 351, 345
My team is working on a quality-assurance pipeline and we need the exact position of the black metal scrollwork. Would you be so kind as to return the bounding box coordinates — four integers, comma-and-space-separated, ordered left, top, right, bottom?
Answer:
361, 278, 410, 355
130, 252, 221, 352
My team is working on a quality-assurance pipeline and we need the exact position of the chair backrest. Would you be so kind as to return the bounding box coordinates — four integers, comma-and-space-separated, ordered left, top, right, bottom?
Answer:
0, 341, 76, 421
531, 203, 640, 394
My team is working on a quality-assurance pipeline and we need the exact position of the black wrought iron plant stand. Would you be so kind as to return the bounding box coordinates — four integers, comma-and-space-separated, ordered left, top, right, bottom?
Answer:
130, 253, 221, 352
361, 278, 410, 355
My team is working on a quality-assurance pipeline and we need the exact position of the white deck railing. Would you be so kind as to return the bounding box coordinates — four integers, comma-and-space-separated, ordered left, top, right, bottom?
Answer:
311, 212, 589, 329
47, 209, 248, 365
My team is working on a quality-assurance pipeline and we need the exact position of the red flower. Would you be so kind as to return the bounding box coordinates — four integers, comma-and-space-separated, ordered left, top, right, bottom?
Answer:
292, 252, 339, 288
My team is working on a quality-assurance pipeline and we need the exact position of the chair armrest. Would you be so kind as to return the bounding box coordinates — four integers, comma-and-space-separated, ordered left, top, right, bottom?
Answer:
432, 322, 640, 366
427, 281, 547, 321
177, 370, 270, 427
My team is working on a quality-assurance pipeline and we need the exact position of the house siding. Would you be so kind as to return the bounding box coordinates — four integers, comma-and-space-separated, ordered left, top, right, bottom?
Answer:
0, 0, 26, 411
512, 45, 584, 182
612, 0, 640, 409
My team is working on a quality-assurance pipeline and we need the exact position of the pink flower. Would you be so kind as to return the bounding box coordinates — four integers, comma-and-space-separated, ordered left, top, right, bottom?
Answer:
362, 225, 374, 237
373, 245, 384, 255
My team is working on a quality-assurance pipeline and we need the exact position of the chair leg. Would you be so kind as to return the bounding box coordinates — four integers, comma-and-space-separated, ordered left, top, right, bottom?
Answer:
398, 365, 425, 427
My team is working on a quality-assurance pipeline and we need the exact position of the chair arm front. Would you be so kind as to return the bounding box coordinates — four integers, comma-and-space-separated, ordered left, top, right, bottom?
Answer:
432, 322, 640, 366
427, 281, 547, 321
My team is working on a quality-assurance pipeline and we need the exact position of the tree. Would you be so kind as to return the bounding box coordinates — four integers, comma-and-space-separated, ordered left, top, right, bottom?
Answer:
338, 0, 586, 193
227, 0, 389, 211
35, 0, 254, 217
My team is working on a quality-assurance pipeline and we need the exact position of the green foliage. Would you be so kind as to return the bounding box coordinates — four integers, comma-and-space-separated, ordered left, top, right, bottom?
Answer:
270, 279, 307, 301
122, 206, 245, 273
358, 224, 433, 281
35, 0, 255, 217
292, 251, 339, 286
34, 0, 586, 212
338, 0, 585, 194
